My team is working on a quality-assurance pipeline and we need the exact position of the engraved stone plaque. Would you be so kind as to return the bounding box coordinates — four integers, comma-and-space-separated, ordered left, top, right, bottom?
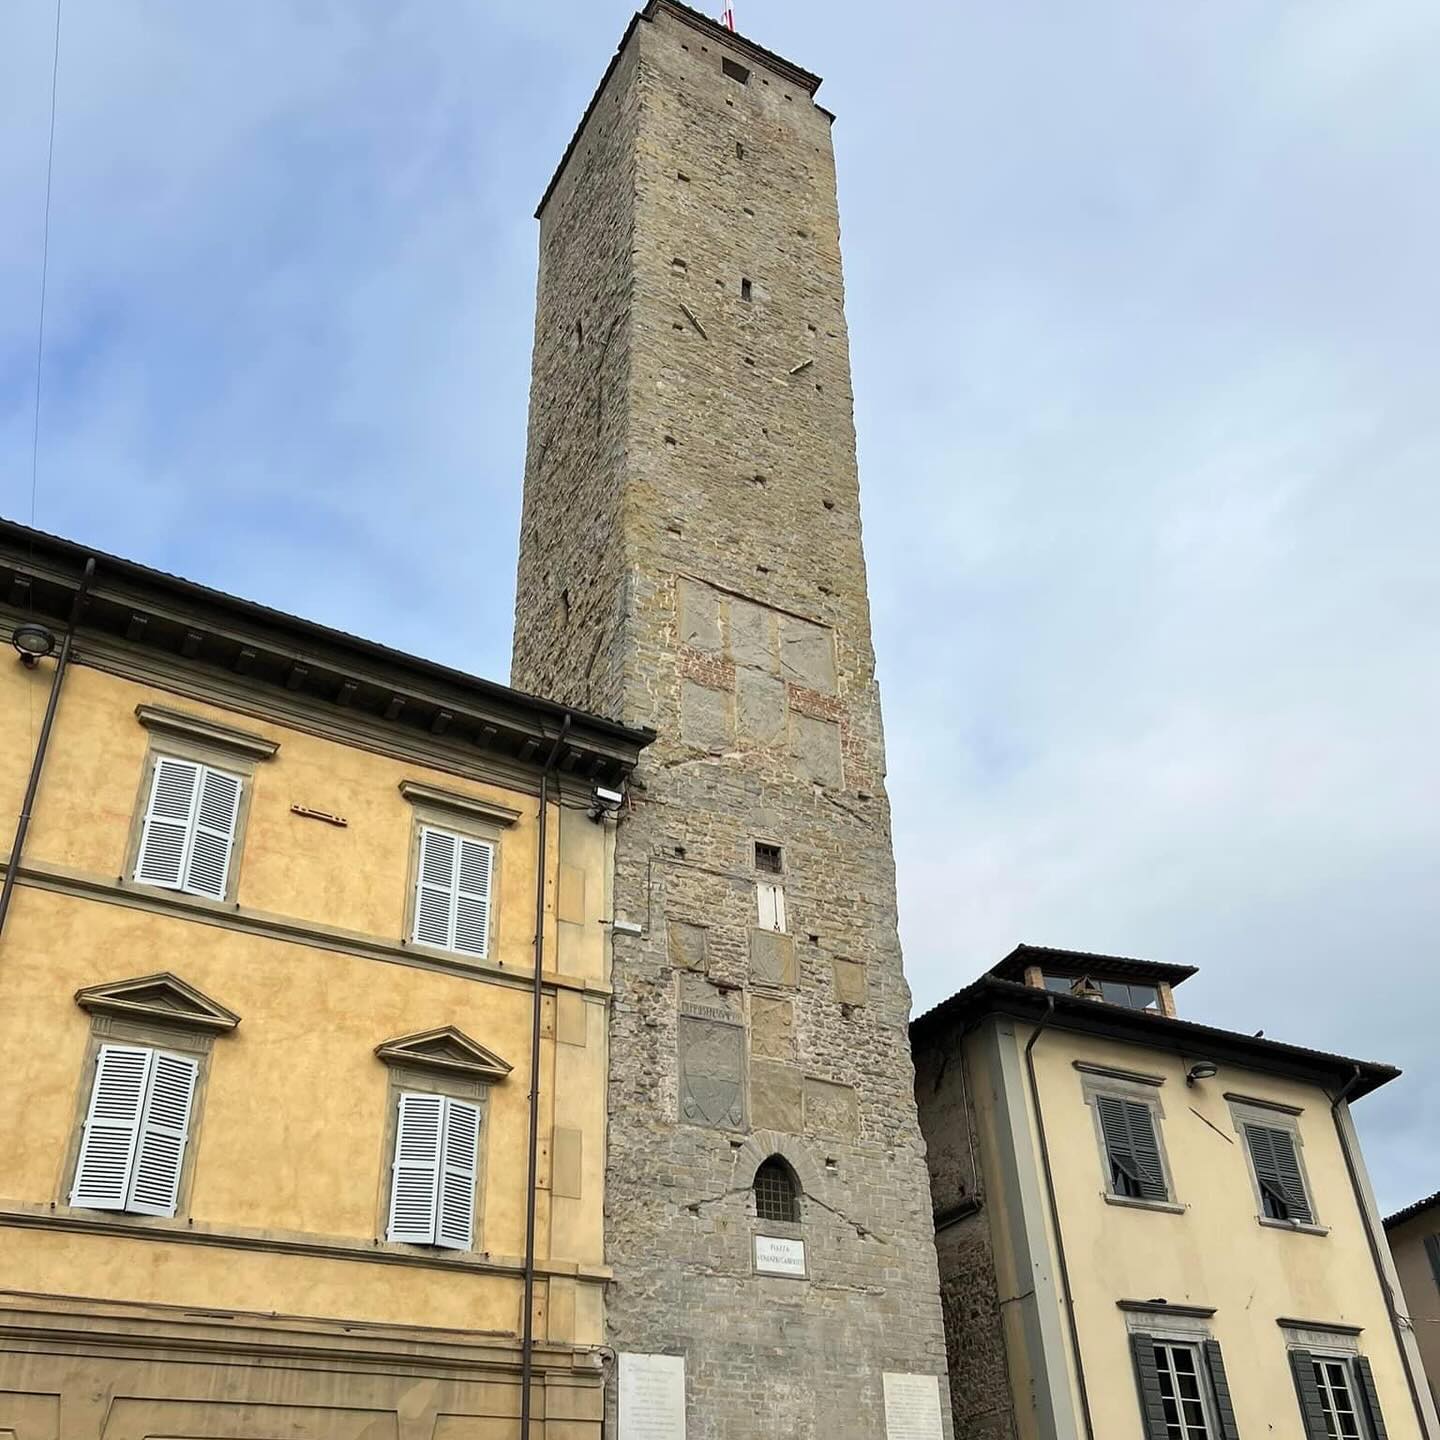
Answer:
678, 1017, 744, 1129
668, 920, 709, 972
749, 928, 797, 987
680, 679, 733, 754
750, 996, 795, 1060
882, 1373, 943, 1440
751, 1060, 803, 1133
789, 711, 844, 788
833, 957, 867, 1007
779, 613, 836, 693
620, 1352, 686, 1440
804, 1077, 859, 1139
754, 1234, 807, 1276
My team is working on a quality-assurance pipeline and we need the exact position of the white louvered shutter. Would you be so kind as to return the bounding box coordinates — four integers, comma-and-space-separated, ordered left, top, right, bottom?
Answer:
71, 1045, 151, 1210
453, 838, 493, 957
414, 828, 458, 949
126, 1050, 198, 1216
135, 758, 201, 888
435, 1098, 481, 1249
183, 766, 242, 899
388, 1092, 445, 1243
757, 882, 787, 934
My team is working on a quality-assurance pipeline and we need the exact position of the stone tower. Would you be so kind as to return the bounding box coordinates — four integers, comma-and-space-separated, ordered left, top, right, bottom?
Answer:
512, 4, 953, 1436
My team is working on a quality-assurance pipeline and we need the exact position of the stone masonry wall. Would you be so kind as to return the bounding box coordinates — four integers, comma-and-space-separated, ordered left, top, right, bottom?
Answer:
514, 6, 953, 1436
912, 1028, 1018, 1440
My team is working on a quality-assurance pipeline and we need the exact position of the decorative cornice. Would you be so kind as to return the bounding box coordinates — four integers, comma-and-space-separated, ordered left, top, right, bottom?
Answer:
1117, 1300, 1217, 1318
1277, 1316, 1364, 1336
1224, 1091, 1304, 1117
74, 971, 240, 1033
375, 1026, 513, 1082
399, 781, 523, 829
1074, 1060, 1165, 1088
135, 703, 278, 761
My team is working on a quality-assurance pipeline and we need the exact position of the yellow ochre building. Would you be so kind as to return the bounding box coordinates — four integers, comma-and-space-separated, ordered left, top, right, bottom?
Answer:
0, 520, 651, 1437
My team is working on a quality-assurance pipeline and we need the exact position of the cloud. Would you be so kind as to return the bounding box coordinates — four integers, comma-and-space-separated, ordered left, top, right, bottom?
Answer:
2, 0, 1437, 1212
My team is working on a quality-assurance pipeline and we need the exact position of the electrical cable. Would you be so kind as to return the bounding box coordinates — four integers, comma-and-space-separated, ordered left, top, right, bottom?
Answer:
29, 0, 64, 529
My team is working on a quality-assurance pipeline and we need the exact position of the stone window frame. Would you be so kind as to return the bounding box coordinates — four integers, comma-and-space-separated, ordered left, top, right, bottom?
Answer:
1077, 1065, 1184, 1214
735, 1132, 821, 1280
1226, 1095, 1328, 1236
373, 1058, 494, 1256
59, 974, 240, 1223
123, 705, 279, 906
398, 781, 519, 964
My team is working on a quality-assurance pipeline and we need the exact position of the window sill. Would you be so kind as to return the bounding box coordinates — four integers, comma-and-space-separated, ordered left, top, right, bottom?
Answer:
1259, 1216, 1329, 1237
1104, 1194, 1186, 1215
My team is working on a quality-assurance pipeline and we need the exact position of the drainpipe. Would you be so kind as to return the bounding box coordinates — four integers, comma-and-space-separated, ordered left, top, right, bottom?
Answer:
0, 558, 95, 944
1023, 995, 1097, 1440
1331, 1066, 1435, 1438
520, 711, 571, 1437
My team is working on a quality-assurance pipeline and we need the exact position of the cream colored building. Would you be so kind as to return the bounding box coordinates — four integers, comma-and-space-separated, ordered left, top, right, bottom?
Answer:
912, 944, 1439, 1440
1386, 1193, 1440, 1410
0, 520, 650, 1437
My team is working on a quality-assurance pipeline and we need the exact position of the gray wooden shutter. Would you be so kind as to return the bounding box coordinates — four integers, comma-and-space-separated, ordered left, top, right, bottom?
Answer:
125, 1050, 198, 1216
183, 766, 242, 899
1424, 1233, 1440, 1289
135, 758, 200, 888
1245, 1124, 1313, 1223
453, 838, 493, 957
70, 1044, 151, 1209
1129, 1334, 1171, 1440
413, 828, 457, 949
388, 1092, 444, 1243
1288, 1350, 1329, 1440
1097, 1095, 1168, 1201
1203, 1340, 1241, 1440
435, 1098, 481, 1250
1352, 1356, 1389, 1440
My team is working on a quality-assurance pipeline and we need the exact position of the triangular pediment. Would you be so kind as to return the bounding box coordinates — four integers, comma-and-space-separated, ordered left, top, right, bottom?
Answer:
74, 972, 240, 1032
375, 1026, 512, 1082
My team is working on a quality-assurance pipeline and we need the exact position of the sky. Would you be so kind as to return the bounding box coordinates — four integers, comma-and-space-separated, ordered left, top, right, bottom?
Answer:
2, 1, 1437, 1212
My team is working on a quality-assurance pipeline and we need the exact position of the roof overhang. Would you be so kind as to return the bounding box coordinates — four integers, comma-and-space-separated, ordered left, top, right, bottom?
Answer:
912, 976, 1399, 1103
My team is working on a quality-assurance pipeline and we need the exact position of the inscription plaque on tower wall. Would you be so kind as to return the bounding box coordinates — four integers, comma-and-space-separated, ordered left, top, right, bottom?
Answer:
882, 1373, 944, 1440
619, 1352, 687, 1440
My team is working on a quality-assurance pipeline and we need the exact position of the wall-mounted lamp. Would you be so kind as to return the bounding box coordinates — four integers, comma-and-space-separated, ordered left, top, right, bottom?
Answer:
588, 784, 625, 823
11, 623, 57, 667
1186, 1061, 1219, 1086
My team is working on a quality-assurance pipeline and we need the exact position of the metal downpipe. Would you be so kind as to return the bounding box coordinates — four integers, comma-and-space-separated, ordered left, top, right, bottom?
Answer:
1331, 1066, 1435, 1438
1024, 995, 1096, 1440
520, 712, 571, 1437
0, 557, 95, 944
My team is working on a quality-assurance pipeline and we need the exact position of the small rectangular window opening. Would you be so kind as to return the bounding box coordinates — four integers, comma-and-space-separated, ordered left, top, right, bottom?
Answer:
722, 58, 750, 85
755, 842, 782, 874
740, 277, 753, 303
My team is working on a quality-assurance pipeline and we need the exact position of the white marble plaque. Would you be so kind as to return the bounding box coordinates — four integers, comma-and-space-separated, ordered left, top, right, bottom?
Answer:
753, 1234, 807, 1276
883, 1372, 943, 1440
619, 1352, 686, 1440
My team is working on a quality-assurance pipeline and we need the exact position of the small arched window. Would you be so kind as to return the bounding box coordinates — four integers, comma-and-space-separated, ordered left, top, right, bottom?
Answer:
753, 1156, 800, 1223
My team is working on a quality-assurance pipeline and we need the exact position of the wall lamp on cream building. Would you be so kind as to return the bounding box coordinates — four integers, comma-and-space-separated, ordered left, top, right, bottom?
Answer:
588, 785, 625, 823
1186, 1060, 1219, 1086
11, 623, 57, 667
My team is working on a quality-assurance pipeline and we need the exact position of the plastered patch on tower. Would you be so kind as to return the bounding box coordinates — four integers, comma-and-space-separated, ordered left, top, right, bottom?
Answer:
512, 3, 954, 1436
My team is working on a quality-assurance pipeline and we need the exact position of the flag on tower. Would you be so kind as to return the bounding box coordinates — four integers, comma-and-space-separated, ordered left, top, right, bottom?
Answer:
721, 4, 736, 30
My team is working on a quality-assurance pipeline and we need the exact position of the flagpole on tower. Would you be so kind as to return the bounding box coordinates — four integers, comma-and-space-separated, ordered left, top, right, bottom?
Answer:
721, 3, 736, 31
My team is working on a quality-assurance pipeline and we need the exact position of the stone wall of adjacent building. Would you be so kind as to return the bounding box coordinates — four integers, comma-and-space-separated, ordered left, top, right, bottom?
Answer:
912, 1025, 1019, 1440
513, 5, 953, 1436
